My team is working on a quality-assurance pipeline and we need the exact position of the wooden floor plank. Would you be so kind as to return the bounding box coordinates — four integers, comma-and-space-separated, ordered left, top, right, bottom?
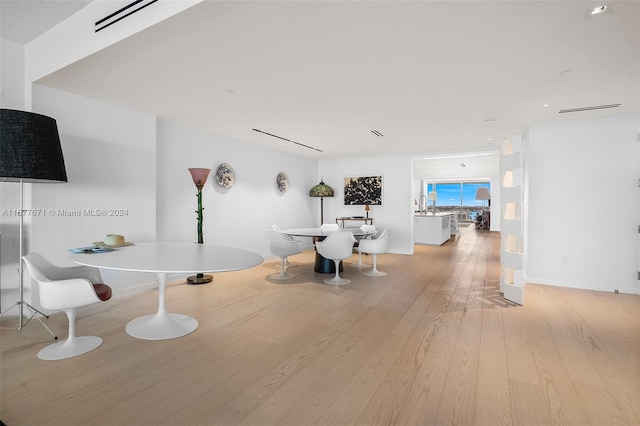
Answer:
355, 232, 482, 426
502, 293, 554, 426
430, 243, 488, 425
412, 234, 487, 426
316, 333, 407, 426
530, 284, 640, 425
522, 285, 591, 426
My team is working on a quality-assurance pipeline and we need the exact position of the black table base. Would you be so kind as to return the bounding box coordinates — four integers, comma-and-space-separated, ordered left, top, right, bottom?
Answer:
314, 252, 344, 274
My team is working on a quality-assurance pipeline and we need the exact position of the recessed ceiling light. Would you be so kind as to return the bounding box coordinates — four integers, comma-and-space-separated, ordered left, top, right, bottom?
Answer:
543, 103, 550, 108
225, 89, 236, 95
487, 138, 493, 141
484, 119, 495, 125
559, 69, 572, 77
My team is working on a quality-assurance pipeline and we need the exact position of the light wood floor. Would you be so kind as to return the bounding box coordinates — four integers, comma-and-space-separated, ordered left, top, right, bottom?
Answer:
1, 226, 638, 426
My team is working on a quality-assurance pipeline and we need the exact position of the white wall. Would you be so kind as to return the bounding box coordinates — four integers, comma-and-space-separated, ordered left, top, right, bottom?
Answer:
318, 155, 414, 254
156, 119, 319, 256
1, 38, 25, 108
525, 113, 640, 294
25, 85, 158, 309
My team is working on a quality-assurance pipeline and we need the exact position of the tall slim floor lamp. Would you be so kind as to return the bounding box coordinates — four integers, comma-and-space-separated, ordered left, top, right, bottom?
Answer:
186, 167, 213, 284
475, 187, 491, 230
0, 109, 68, 332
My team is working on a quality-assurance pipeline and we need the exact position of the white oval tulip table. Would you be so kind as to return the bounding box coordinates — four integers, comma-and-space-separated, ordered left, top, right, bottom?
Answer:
70, 242, 263, 340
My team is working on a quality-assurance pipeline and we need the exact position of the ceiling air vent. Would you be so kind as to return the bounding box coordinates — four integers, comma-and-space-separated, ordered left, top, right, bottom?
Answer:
252, 129, 323, 152
371, 130, 384, 137
558, 104, 621, 114
95, 0, 158, 33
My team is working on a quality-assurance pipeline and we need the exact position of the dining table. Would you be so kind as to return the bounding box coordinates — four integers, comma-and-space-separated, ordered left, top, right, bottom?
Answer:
280, 227, 376, 273
69, 242, 263, 340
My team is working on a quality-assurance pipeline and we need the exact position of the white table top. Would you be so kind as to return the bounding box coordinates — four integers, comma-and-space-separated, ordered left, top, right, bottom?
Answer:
281, 227, 375, 238
69, 242, 264, 273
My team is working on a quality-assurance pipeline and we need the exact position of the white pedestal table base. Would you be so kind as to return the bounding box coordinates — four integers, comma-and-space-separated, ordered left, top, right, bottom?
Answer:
125, 271, 198, 340
126, 312, 198, 340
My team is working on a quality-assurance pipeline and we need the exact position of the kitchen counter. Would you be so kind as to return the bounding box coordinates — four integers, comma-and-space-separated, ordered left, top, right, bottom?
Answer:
414, 213, 454, 245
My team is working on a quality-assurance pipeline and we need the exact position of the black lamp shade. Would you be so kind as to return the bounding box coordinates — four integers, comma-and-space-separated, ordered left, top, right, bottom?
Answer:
1, 109, 67, 183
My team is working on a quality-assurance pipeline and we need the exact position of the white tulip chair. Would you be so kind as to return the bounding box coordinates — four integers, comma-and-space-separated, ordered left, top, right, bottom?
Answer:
272, 224, 298, 267
352, 224, 376, 268
22, 252, 112, 360
315, 231, 357, 285
320, 223, 339, 231
266, 229, 303, 280
358, 228, 391, 277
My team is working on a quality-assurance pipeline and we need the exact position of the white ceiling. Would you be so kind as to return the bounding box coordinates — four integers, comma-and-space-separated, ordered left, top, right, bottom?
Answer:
2, 1, 639, 177
0, 0, 90, 45
414, 151, 499, 181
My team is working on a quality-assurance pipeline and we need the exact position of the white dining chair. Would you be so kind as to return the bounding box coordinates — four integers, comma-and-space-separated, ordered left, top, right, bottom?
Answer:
320, 223, 339, 231
352, 224, 376, 268
22, 252, 112, 360
272, 224, 297, 267
358, 228, 391, 277
265, 229, 303, 280
315, 231, 357, 285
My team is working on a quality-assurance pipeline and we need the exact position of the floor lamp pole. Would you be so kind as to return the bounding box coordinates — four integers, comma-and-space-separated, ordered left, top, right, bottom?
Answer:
309, 179, 334, 227
4, 178, 56, 337
18, 177, 24, 326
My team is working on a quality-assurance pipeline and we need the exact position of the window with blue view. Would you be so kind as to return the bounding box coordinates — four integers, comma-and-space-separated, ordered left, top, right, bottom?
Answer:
425, 182, 490, 221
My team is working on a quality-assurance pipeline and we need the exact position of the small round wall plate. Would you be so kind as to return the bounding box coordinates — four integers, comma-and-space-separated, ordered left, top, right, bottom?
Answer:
215, 163, 235, 189
276, 172, 288, 193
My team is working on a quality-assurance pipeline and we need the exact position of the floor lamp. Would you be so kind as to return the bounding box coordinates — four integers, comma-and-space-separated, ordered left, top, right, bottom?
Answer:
186, 167, 213, 284
475, 187, 490, 209
0, 109, 68, 332
309, 179, 334, 225
475, 187, 491, 230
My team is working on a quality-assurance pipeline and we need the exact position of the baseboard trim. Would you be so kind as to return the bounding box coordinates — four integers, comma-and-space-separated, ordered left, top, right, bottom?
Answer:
525, 276, 639, 295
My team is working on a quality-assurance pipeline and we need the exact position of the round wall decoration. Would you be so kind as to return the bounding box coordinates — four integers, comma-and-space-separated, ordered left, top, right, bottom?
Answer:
276, 172, 289, 193
215, 163, 235, 189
